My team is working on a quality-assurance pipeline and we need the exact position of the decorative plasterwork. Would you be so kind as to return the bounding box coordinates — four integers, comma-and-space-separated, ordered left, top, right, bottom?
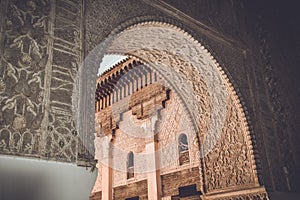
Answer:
0, 0, 82, 162
0, 0, 51, 157
78, 21, 263, 196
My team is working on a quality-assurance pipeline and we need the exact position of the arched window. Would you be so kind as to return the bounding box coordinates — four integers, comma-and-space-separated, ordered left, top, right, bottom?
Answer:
127, 151, 134, 179
178, 134, 190, 165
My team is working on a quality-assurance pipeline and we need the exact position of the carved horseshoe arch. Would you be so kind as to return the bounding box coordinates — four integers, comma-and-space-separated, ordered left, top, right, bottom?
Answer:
76, 21, 266, 198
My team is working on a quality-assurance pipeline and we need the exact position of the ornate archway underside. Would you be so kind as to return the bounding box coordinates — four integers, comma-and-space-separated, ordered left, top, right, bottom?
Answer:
78, 22, 268, 199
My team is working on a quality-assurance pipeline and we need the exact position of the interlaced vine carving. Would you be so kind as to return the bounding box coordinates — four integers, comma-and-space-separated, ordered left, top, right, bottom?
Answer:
0, 0, 50, 156
204, 95, 257, 191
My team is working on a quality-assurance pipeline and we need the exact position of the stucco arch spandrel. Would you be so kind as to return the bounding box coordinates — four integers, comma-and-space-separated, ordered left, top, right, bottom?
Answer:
77, 22, 261, 194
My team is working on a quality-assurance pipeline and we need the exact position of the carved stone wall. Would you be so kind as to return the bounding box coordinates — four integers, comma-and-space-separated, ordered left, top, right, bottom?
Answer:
0, 0, 52, 158
85, 22, 266, 199
229, 1, 300, 194
203, 94, 257, 192
83, 1, 300, 197
0, 1, 298, 199
0, 0, 83, 163
48, 0, 83, 163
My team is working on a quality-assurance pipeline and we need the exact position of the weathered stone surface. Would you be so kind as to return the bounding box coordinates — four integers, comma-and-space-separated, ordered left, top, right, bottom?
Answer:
82, 1, 300, 197
0, 0, 51, 158
0, 1, 299, 199
0, 0, 82, 162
